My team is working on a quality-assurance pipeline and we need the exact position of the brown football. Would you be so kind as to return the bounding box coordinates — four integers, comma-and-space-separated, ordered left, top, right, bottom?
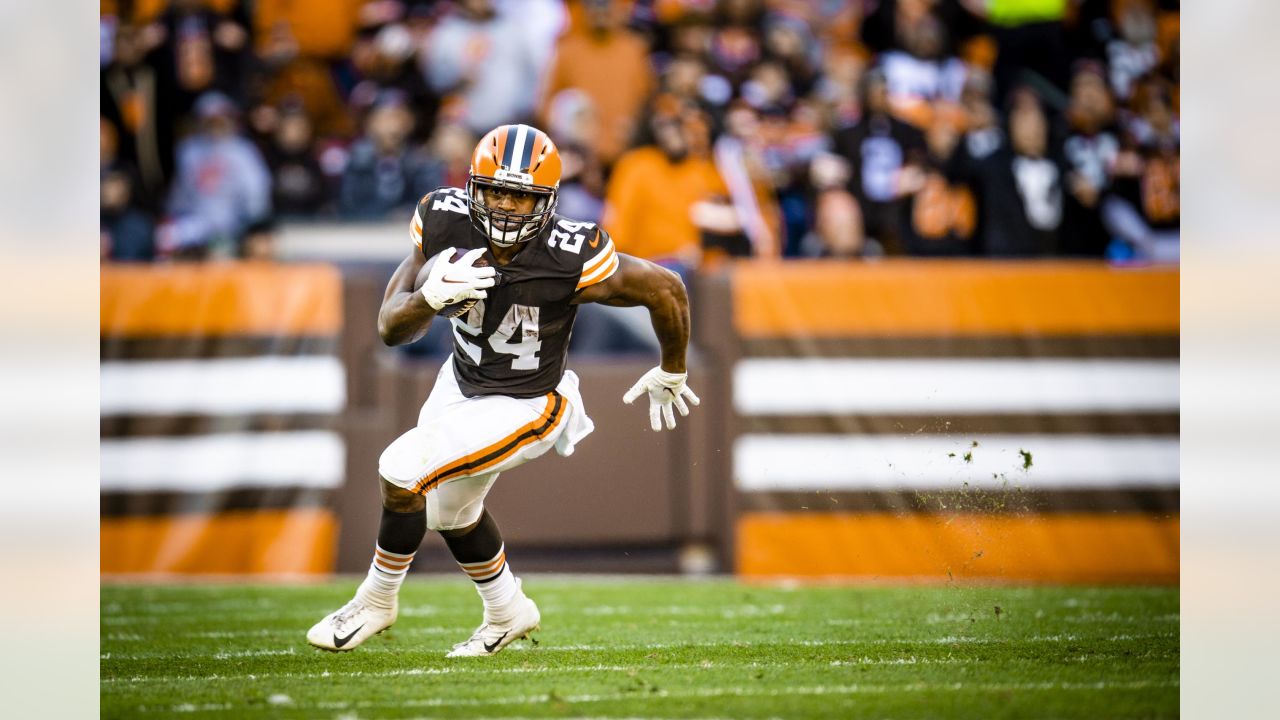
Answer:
415, 248, 490, 318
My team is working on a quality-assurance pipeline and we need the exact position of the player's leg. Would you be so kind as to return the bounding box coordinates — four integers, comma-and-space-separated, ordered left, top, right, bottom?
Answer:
307, 415, 434, 652
423, 472, 540, 657
352, 479, 427, 610
306, 478, 426, 651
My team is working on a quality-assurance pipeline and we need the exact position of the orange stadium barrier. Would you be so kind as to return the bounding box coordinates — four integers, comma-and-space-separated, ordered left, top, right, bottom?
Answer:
737, 512, 1179, 584
101, 509, 337, 576
101, 264, 342, 336
101, 263, 344, 576
733, 260, 1179, 337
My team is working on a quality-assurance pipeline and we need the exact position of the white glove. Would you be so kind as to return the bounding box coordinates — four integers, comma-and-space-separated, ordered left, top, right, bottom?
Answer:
623, 366, 700, 431
419, 247, 496, 311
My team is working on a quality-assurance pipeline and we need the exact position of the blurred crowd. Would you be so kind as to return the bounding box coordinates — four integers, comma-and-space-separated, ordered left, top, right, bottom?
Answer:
101, 0, 1180, 266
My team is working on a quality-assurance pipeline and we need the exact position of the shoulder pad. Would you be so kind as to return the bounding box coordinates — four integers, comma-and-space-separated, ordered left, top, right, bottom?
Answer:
423, 186, 470, 218
569, 223, 619, 291
411, 187, 470, 250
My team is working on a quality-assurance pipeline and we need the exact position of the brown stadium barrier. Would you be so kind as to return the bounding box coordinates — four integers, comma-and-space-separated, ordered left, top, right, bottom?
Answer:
724, 260, 1180, 584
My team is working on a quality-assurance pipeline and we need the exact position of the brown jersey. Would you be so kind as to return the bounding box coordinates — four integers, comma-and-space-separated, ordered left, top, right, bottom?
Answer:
409, 187, 619, 398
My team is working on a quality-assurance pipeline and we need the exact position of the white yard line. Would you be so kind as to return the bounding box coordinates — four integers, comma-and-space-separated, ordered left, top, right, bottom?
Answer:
104, 625, 461, 646
524, 632, 1176, 652
104, 603, 783, 623
102, 648, 300, 661
571, 604, 788, 617
107, 662, 715, 685
103, 631, 1177, 684
829, 657, 974, 666
1062, 613, 1180, 624
104, 632, 1178, 668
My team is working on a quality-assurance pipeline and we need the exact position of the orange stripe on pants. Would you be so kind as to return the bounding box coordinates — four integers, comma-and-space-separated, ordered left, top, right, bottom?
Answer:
412, 393, 565, 494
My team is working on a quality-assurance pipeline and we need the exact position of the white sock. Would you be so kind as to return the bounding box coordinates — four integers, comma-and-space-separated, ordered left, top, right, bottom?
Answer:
355, 545, 415, 610
457, 544, 521, 623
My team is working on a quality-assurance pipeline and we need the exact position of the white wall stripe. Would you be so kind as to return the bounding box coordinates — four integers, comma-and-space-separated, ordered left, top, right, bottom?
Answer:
100, 431, 345, 492
101, 357, 346, 416
734, 434, 1179, 491
734, 359, 1178, 414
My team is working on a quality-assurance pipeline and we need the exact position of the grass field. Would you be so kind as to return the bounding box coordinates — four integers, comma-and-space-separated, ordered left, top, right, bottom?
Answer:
101, 577, 1178, 719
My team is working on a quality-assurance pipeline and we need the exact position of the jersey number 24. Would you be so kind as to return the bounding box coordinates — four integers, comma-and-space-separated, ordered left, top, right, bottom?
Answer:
451, 300, 541, 370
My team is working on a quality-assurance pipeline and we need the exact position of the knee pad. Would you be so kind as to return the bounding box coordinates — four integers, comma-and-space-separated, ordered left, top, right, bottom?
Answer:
424, 473, 497, 531
378, 426, 434, 490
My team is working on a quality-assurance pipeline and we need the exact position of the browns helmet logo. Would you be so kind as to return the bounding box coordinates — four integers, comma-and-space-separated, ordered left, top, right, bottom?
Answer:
467, 124, 562, 246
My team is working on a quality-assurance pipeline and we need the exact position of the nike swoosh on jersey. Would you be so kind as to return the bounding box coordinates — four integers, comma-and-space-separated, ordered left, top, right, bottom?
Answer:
588, 234, 600, 249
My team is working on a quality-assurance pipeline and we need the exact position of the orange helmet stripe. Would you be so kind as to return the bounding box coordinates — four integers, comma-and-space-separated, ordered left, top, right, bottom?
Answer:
492, 125, 509, 163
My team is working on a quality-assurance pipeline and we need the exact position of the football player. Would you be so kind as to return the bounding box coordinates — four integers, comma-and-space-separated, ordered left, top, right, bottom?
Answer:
307, 124, 699, 657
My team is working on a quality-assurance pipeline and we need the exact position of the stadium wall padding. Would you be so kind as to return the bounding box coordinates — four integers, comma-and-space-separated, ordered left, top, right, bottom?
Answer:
100, 259, 1178, 583
101, 264, 345, 576
724, 260, 1179, 583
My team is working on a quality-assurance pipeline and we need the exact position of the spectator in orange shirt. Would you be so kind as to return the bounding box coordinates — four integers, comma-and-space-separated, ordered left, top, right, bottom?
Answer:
540, 0, 655, 165
253, 0, 362, 59
255, 21, 355, 140
603, 101, 740, 274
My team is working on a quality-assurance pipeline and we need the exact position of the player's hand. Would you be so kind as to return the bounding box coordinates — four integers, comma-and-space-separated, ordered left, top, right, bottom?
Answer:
419, 247, 496, 311
623, 366, 700, 431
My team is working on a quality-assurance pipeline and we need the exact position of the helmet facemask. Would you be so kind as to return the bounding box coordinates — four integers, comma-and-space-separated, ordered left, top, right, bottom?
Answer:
467, 174, 557, 247
467, 124, 563, 246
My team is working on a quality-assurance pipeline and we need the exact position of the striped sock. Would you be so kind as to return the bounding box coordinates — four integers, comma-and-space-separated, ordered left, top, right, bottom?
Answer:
355, 545, 415, 610
457, 544, 521, 624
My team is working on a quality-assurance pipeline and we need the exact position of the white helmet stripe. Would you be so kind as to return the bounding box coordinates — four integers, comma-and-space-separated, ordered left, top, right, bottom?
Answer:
509, 125, 530, 174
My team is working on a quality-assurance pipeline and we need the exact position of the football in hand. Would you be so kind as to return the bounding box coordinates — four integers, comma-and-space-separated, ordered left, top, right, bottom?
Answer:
415, 248, 491, 319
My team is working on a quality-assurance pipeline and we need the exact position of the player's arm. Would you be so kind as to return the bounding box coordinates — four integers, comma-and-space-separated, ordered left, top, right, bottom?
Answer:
377, 249, 435, 346
573, 253, 700, 430
379, 193, 495, 346
378, 246, 496, 346
573, 253, 689, 371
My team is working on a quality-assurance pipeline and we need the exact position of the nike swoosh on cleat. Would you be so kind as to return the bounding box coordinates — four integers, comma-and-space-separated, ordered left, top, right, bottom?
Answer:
483, 631, 510, 653
333, 624, 365, 649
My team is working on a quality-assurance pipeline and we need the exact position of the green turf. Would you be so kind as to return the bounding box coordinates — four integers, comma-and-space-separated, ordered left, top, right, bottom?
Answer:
101, 578, 1178, 719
